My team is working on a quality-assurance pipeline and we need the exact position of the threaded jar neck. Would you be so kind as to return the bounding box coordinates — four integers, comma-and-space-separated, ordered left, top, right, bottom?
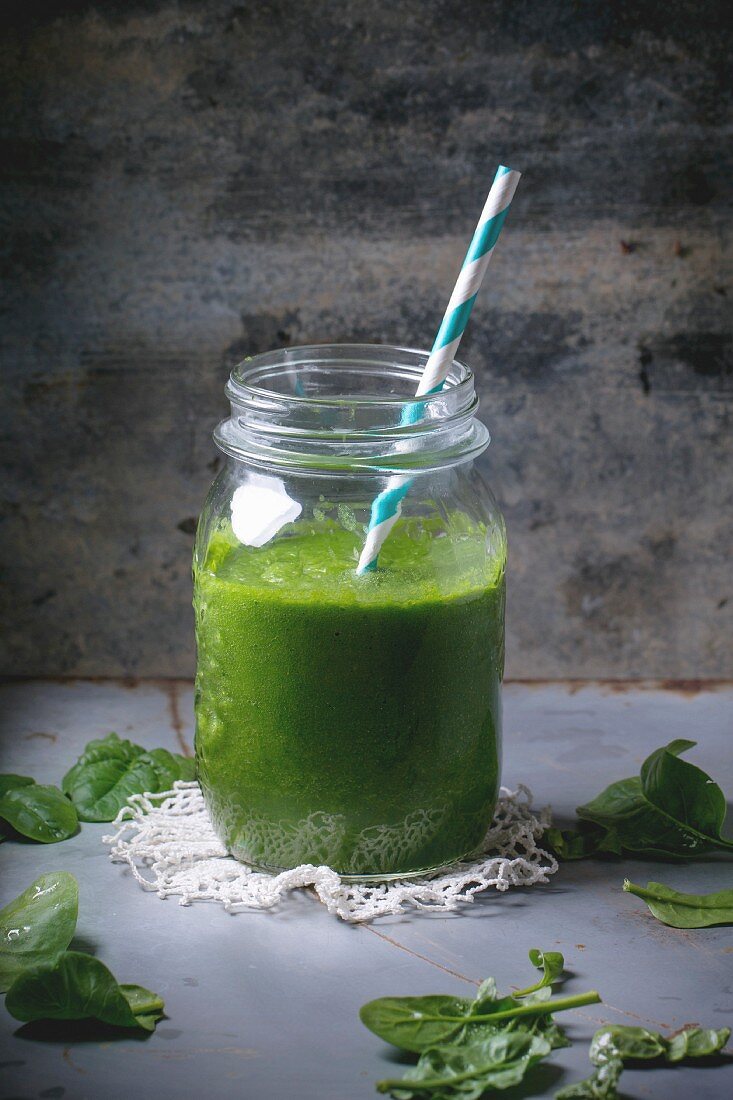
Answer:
214, 343, 490, 473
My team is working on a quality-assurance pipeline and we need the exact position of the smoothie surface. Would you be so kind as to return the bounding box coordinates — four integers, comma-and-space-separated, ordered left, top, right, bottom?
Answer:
204, 513, 504, 604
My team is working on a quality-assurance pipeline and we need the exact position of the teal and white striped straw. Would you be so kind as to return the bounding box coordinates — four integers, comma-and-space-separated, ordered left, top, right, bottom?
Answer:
356, 164, 521, 574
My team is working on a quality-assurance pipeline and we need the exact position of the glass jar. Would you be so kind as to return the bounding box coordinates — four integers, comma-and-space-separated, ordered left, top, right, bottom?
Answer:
193, 344, 506, 879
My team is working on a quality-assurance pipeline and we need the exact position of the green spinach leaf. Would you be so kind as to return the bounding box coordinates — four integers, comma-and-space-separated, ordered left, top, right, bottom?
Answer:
361, 948, 571, 1055
117, 983, 167, 1031
541, 823, 620, 861
360, 988, 600, 1054
589, 1023, 730, 1065
0, 776, 37, 842
666, 1027, 731, 1062
360, 995, 476, 1053
624, 878, 733, 928
5, 950, 164, 1032
0, 872, 78, 992
511, 988, 573, 1051
470, 978, 568, 1048
472, 977, 498, 1009
546, 741, 733, 860
144, 747, 196, 787
590, 1024, 665, 1064
558, 1023, 730, 1098
515, 948, 564, 996
640, 740, 728, 846
62, 733, 194, 821
0, 784, 79, 843
376, 1030, 551, 1098
555, 1058, 623, 1099
525, 1011, 572, 1052
0, 775, 35, 798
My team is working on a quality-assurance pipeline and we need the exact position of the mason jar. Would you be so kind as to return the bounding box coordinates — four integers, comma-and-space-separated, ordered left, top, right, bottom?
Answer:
193, 344, 506, 879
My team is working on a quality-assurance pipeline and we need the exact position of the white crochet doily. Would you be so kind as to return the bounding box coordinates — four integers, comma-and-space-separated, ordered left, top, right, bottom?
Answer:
103, 782, 557, 923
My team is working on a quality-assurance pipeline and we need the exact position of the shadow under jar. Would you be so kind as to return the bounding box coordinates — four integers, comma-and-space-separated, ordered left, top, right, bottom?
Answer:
193, 345, 506, 880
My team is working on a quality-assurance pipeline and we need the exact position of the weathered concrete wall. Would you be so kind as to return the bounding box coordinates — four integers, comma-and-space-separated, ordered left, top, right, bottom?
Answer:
1, 1, 731, 678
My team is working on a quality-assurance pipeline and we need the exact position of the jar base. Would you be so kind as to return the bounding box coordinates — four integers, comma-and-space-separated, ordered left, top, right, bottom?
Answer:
230, 848, 482, 884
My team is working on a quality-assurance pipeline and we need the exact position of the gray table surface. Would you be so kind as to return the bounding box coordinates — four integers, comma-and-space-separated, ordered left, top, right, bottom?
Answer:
0, 680, 731, 1100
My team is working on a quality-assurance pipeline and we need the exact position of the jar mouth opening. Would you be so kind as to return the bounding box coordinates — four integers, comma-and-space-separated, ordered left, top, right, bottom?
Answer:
227, 343, 476, 410
217, 343, 490, 473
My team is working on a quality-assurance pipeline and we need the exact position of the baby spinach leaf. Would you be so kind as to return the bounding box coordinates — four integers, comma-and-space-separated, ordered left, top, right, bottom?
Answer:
360, 988, 601, 1054
542, 824, 621, 861
5, 950, 164, 1032
473, 977, 498, 1008
360, 995, 476, 1053
547, 740, 733, 860
509, 987, 572, 1051
0, 784, 79, 843
529, 1013, 572, 1051
515, 948, 564, 996
118, 984, 167, 1032
0, 872, 78, 992
640, 740, 733, 852
62, 732, 194, 822
376, 1030, 551, 1098
61, 734, 156, 821
559, 1023, 730, 1098
0, 777, 37, 842
0, 775, 35, 798
666, 1026, 731, 1062
590, 1024, 665, 1064
146, 747, 196, 786
469, 980, 574, 1050
589, 1023, 730, 1065
361, 949, 571, 1055
577, 777, 700, 857
624, 878, 733, 928
555, 1058, 623, 1099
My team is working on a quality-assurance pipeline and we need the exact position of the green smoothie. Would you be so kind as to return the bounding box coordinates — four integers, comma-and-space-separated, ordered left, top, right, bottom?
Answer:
194, 514, 505, 877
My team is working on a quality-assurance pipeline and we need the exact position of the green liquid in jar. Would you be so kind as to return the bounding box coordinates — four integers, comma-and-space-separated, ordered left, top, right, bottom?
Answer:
194, 515, 505, 877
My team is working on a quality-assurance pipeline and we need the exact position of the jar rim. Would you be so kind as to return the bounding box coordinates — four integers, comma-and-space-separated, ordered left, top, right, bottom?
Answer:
228, 343, 476, 409
216, 343, 490, 474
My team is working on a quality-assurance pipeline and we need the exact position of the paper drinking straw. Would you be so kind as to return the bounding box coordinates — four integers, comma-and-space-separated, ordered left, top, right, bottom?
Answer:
356, 164, 521, 574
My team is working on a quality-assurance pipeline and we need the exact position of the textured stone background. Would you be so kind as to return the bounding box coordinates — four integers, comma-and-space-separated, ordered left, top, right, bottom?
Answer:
1, 0, 731, 678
